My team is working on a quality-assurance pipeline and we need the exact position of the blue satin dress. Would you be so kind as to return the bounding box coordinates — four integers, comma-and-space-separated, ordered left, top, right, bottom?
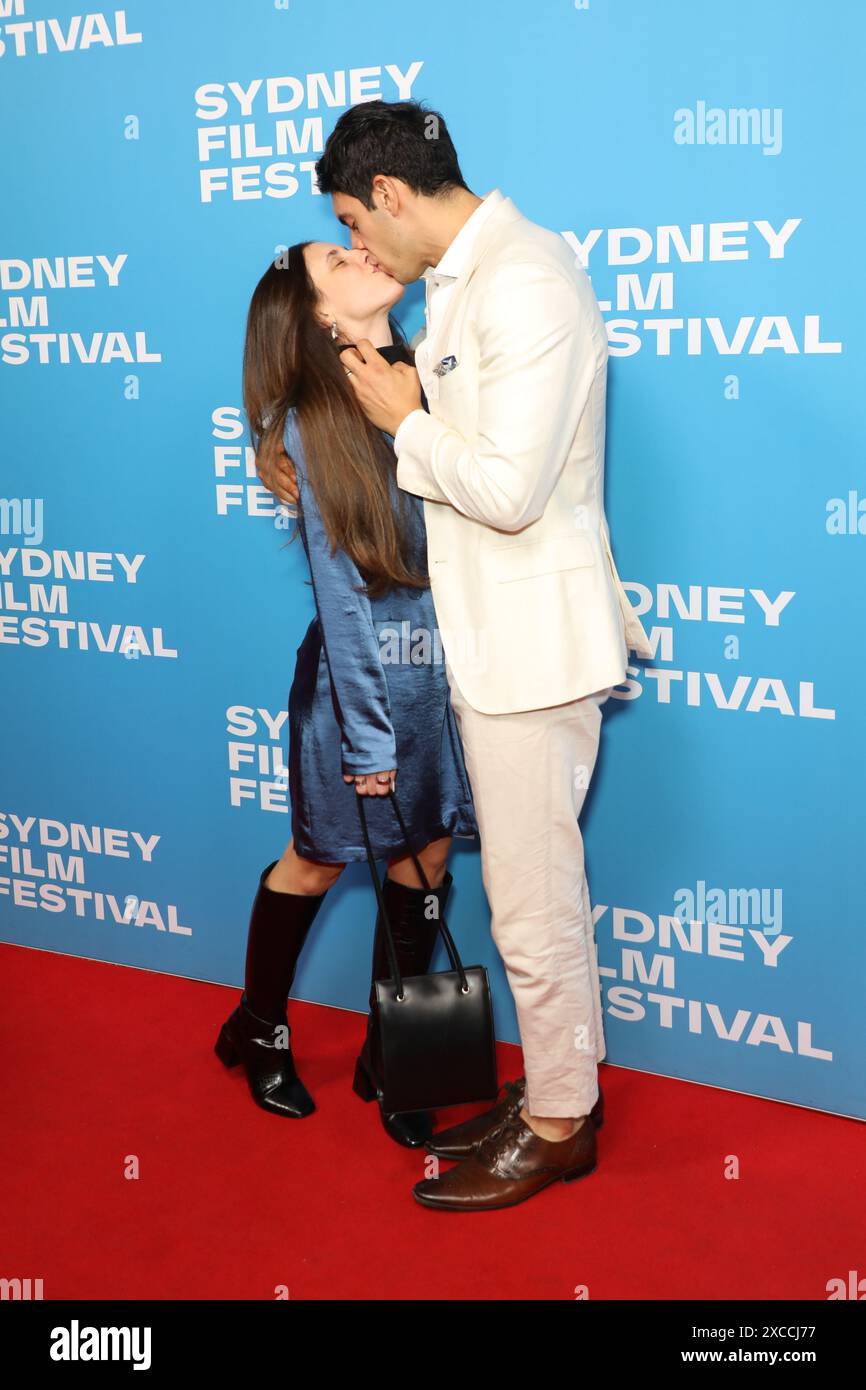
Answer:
285, 342, 478, 863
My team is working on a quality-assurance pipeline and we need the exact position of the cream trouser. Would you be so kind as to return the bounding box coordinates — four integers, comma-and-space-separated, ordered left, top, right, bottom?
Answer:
444, 655, 611, 1119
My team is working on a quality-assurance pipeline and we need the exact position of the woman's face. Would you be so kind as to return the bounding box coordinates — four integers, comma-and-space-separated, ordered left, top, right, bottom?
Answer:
304, 242, 403, 331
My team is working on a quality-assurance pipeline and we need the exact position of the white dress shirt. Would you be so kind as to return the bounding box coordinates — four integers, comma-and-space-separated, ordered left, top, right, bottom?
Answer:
393, 188, 504, 455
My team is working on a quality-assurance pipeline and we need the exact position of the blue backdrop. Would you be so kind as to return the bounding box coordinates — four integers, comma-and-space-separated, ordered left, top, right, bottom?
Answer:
2, 0, 863, 1120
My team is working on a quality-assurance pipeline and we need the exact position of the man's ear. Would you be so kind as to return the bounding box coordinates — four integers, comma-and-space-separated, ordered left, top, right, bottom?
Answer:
372, 173, 402, 217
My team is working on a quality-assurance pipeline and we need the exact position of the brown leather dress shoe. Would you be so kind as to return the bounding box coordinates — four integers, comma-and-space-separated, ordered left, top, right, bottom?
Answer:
413, 1109, 598, 1211
425, 1075, 604, 1159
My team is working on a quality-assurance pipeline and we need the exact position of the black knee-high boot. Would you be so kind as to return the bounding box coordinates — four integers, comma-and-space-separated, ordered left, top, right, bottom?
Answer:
352, 869, 452, 1147
214, 860, 327, 1117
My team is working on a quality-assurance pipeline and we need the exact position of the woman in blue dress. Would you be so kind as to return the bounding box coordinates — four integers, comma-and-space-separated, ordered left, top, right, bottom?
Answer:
215, 240, 478, 1147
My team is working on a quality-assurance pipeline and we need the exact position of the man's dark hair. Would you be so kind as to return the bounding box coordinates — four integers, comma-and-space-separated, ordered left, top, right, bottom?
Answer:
315, 100, 470, 208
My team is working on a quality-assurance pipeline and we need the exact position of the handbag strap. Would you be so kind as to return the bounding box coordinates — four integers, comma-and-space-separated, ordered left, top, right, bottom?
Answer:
385, 790, 465, 979
354, 788, 469, 997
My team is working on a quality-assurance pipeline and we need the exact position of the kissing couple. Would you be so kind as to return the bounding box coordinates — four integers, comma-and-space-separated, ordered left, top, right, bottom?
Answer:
216, 98, 652, 1212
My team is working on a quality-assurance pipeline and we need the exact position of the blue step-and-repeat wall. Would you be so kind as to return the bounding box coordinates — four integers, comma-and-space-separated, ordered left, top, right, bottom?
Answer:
2, 1, 863, 1119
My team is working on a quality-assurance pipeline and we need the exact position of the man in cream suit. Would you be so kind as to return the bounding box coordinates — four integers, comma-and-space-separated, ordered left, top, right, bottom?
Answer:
266, 101, 652, 1211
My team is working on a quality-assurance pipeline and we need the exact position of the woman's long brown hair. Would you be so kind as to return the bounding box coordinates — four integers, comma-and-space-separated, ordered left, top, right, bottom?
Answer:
242, 243, 429, 599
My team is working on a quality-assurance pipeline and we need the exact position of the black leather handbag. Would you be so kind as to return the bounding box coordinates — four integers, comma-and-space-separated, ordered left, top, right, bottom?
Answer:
355, 788, 499, 1114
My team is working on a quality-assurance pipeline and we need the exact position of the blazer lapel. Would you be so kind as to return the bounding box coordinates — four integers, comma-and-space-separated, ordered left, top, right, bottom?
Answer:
419, 194, 524, 384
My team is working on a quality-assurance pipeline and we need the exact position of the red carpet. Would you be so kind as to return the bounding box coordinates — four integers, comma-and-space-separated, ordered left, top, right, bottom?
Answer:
2, 942, 863, 1301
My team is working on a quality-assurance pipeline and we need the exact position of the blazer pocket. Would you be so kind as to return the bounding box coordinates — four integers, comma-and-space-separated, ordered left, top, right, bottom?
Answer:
436, 366, 465, 402
490, 532, 596, 583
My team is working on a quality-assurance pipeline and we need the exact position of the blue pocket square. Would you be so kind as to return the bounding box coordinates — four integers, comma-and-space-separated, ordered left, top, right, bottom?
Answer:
433, 354, 458, 377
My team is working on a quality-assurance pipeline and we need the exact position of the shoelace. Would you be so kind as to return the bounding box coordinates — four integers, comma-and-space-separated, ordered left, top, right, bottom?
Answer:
476, 1110, 526, 1164
472, 1079, 527, 1164
501, 1078, 525, 1108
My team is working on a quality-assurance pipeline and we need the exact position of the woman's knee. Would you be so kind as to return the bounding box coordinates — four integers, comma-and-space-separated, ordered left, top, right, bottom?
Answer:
387, 835, 451, 887
273, 840, 345, 894
297, 859, 344, 893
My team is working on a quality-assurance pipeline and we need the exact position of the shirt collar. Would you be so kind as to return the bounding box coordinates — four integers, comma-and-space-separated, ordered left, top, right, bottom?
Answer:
421, 188, 504, 287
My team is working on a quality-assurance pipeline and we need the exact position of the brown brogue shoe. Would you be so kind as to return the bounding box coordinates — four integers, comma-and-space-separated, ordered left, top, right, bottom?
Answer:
425, 1076, 604, 1159
414, 1109, 598, 1212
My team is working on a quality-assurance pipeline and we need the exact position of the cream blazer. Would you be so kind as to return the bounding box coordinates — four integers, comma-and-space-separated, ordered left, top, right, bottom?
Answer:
393, 192, 653, 714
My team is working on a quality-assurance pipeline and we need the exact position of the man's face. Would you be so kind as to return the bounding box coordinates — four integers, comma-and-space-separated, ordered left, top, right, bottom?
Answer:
331, 187, 422, 286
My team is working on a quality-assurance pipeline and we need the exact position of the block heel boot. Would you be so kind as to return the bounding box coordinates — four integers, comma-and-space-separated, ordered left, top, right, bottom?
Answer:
352, 869, 452, 1147
215, 859, 326, 1118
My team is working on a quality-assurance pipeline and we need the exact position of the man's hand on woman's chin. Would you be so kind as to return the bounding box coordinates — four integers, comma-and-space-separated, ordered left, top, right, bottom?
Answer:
257, 445, 299, 506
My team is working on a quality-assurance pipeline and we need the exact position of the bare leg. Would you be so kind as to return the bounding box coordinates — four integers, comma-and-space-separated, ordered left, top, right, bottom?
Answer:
386, 834, 451, 889
520, 1108, 587, 1140
266, 838, 345, 895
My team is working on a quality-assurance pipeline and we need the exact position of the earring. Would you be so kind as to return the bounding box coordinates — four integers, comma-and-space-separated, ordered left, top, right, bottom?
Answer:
330, 319, 338, 340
